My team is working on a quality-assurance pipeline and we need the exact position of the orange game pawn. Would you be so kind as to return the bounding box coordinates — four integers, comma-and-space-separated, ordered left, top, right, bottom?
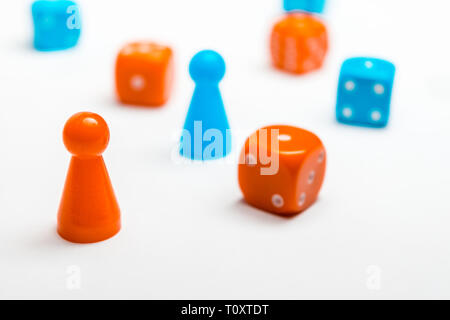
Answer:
57, 112, 121, 243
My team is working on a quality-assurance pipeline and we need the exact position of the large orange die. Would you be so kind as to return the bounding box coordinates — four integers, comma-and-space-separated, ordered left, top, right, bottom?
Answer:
238, 125, 326, 216
115, 42, 174, 107
270, 13, 328, 75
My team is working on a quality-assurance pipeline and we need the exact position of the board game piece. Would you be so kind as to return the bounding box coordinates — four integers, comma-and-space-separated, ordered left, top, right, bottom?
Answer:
180, 50, 231, 160
31, 0, 81, 51
57, 112, 121, 243
336, 57, 396, 128
283, 0, 326, 14
115, 42, 174, 107
238, 125, 326, 215
270, 13, 328, 75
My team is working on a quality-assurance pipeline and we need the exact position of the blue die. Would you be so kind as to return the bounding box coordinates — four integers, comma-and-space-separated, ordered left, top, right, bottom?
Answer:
283, 0, 326, 14
31, 0, 81, 51
336, 57, 396, 128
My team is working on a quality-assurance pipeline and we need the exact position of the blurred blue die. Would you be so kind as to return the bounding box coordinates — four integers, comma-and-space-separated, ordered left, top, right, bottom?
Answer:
283, 0, 326, 14
32, 0, 81, 51
336, 57, 396, 128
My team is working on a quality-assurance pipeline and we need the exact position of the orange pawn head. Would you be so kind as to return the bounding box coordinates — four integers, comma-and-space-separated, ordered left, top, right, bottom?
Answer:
270, 13, 328, 75
238, 125, 326, 216
115, 42, 174, 107
57, 112, 121, 243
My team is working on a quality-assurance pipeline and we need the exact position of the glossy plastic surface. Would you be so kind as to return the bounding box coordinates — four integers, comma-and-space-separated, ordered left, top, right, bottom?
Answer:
180, 50, 231, 160
238, 125, 326, 216
57, 112, 121, 243
115, 42, 174, 107
271, 13, 328, 75
31, 0, 81, 51
284, 0, 326, 14
336, 57, 396, 128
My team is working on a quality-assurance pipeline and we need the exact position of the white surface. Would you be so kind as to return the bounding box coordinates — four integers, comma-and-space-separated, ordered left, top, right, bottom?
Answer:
1, 0, 450, 300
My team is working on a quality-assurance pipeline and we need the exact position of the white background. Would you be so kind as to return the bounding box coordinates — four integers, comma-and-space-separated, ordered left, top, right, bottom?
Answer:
0, 0, 450, 300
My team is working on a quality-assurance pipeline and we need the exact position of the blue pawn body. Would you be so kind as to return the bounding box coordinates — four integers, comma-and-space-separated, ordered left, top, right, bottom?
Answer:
284, 0, 326, 14
336, 57, 396, 128
181, 50, 231, 161
32, 0, 81, 51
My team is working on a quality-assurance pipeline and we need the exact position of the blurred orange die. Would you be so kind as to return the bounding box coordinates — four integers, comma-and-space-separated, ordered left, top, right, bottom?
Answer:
270, 13, 328, 75
115, 42, 174, 107
238, 125, 326, 216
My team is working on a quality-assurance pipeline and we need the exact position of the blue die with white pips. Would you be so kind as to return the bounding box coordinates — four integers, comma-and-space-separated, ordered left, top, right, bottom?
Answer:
31, 0, 81, 51
284, 0, 326, 14
336, 57, 396, 128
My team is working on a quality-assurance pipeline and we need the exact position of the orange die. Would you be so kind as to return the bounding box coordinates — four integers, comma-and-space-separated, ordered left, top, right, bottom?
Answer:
270, 13, 328, 75
238, 125, 326, 216
115, 42, 174, 107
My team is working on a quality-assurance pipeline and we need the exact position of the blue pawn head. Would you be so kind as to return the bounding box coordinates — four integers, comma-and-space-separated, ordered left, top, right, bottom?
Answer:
189, 50, 226, 83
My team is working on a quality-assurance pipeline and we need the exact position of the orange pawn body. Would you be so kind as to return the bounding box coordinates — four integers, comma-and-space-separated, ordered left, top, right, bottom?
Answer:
57, 112, 121, 243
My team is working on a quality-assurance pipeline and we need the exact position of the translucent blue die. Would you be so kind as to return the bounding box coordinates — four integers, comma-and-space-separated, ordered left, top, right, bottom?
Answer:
32, 0, 81, 51
336, 57, 396, 128
283, 0, 326, 14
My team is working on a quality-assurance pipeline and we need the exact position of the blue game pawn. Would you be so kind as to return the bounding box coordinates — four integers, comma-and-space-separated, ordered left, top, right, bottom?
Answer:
284, 0, 326, 14
180, 50, 231, 161
31, 0, 81, 51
